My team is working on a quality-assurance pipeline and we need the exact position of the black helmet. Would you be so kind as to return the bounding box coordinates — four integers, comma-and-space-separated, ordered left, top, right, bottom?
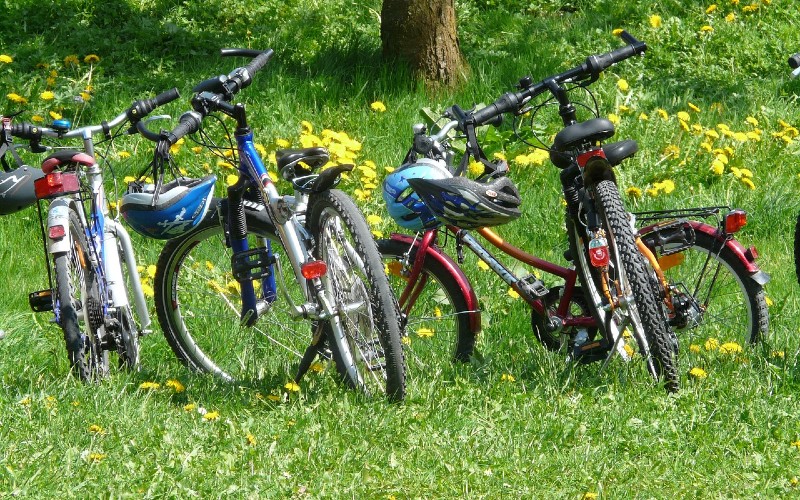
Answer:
0, 166, 44, 215
406, 175, 522, 229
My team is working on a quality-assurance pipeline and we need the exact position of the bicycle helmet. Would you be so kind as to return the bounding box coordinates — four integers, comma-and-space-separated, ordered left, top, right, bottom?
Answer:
0, 166, 44, 215
406, 175, 522, 229
382, 158, 452, 231
121, 175, 216, 239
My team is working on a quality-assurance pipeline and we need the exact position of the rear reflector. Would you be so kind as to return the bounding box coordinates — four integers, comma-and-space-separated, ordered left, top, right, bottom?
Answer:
301, 260, 327, 279
34, 171, 81, 200
724, 209, 747, 234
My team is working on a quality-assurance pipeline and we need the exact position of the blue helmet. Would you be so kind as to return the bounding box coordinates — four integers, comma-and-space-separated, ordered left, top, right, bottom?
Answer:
382, 159, 452, 231
121, 175, 216, 239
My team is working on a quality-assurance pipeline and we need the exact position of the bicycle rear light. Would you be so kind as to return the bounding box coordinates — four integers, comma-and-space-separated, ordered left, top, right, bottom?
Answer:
301, 260, 327, 279
724, 209, 747, 234
34, 171, 80, 200
48, 225, 66, 239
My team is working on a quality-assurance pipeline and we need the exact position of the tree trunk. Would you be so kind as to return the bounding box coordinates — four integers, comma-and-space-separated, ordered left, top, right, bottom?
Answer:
381, 0, 466, 86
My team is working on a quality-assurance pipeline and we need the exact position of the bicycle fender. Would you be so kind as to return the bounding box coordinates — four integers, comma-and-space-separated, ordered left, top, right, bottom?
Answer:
389, 233, 482, 334
46, 199, 73, 254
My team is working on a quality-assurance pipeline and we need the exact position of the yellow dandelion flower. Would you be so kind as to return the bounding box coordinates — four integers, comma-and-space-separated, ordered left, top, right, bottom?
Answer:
370, 101, 387, 113
183, 403, 197, 412
725, 12, 736, 22
79, 92, 91, 102
87, 452, 107, 463
700, 25, 714, 33
657, 108, 669, 120
733, 132, 748, 142
203, 411, 220, 421
583, 493, 598, 500
417, 327, 434, 338
745, 116, 759, 127
31, 115, 44, 123
663, 144, 680, 158
508, 288, 520, 299
677, 111, 691, 122
139, 381, 160, 390
166, 379, 185, 393
226, 174, 239, 186
742, 4, 758, 13
7, 93, 28, 104
688, 102, 701, 112
501, 373, 516, 382
141, 283, 154, 299
63, 54, 79, 66
626, 186, 642, 199
300, 120, 314, 135
689, 344, 701, 354
791, 440, 800, 449
40, 90, 55, 100
608, 113, 620, 125
765, 296, 773, 307
0, 54, 12, 64
741, 178, 755, 190
310, 361, 324, 373
679, 120, 690, 132
478, 260, 490, 271
49, 111, 62, 120
624, 344, 635, 357
771, 350, 785, 359
246, 434, 257, 446
700, 142, 713, 152
612, 28, 624, 36
704, 129, 720, 139
689, 367, 708, 379
649, 14, 662, 28
19, 396, 32, 406
706, 4, 718, 14
366, 214, 382, 226
284, 382, 300, 392
88, 424, 104, 434
401, 336, 411, 346
704, 338, 720, 351
638, 112, 649, 121
83, 54, 100, 64
617, 79, 630, 92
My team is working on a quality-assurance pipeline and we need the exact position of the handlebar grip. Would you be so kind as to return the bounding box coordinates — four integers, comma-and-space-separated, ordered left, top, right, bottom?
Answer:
127, 88, 181, 122
10, 123, 43, 141
586, 31, 647, 76
243, 49, 274, 77
789, 53, 800, 69
472, 92, 521, 126
166, 111, 203, 145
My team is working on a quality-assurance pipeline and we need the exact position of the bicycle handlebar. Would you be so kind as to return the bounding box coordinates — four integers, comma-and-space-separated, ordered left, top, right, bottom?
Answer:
164, 48, 274, 145
471, 31, 646, 126
789, 53, 800, 78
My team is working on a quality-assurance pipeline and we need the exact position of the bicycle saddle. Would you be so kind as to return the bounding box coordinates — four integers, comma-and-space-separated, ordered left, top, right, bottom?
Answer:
549, 139, 638, 169
276, 147, 329, 178
552, 118, 616, 152
41, 149, 95, 174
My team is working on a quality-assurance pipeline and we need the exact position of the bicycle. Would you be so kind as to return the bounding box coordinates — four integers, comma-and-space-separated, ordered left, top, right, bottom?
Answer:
1, 89, 180, 379
132, 49, 406, 401
380, 32, 770, 392
790, 52, 800, 286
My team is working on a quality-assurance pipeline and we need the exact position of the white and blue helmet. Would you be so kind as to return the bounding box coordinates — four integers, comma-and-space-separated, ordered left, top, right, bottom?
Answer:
382, 158, 452, 231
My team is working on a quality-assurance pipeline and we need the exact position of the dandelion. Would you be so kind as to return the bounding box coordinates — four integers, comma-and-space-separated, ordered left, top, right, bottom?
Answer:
623, 344, 635, 357
704, 129, 720, 139
638, 112, 649, 121
771, 350, 785, 359
401, 336, 411, 346
612, 28, 624, 36
0, 54, 12, 64
689, 367, 708, 379
40, 91, 55, 101
710, 160, 725, 175
700, 25, 714, 33
32, 115, 44, 123
246, 433, 257, 446
719, 342, 743, 354
583, 492, 599, 500
617, 78, 630, 93
649, 14, 662, 28
49, 111, 62, 120
689, 344, 701, 354
226, 174, 239, 186
87, 452, 107, 463
742, 4, 758, 13
501, 373, 516, 382
139, 381, 160, 390
700, 142, 712, 153
370, 101, 387, 113
662, 144, 680, 159
88, 424, 105, 434
688, 102, 702, 112
18, 396, 31, 406
417, 327, 434, 338
141, 283, 154, 299
7, 93, 27, 104
203, 411, 220, 421
608, 113, 620, 126
183, 403, 197, 412
791, 477, 799, 487
310, 362, 324, 373
657, 108, 669, 120
765, 296, 773, 307
478, 260, 490, 271
704, 337, 720, 351
741, 178, 755, 190
791, 440, 800, 449
284, 381, 300, 392
63, 54, 80, 66
165, 379, 185, 393
706, 4, 718, 14
725, 12, 736, 22
677, 111, 691, 122
79, 92, 91, 102
508, 288, 520, 299
83, 54, 100, 64
626, 186, 642, 199
267, 393, 281, 402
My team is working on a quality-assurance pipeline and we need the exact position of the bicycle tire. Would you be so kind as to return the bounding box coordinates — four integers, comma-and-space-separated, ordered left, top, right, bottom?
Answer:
644, 229, 768, 346
155, 201, 317, 383
307, 190, 406, 401
378, 238, 476, 375
53, 208, 108, 380
795, 212, 800, 286
573, 180, 679, 392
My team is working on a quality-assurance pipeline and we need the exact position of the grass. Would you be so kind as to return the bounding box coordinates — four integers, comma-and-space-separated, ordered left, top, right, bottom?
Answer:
2, 0, 800, 497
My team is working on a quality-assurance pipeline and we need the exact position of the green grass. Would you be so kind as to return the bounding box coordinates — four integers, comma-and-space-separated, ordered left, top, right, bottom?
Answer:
2, 0, 800, 497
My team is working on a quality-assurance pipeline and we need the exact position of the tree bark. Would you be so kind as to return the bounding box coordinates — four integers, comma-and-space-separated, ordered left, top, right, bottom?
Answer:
381, 0, 466, 86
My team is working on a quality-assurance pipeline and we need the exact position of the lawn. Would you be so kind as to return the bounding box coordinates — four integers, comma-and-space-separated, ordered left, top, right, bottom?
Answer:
1, 0, 799, 497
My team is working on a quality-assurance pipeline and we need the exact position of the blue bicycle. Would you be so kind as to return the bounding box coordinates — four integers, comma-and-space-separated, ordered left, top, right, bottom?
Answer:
129, 49, 406, 400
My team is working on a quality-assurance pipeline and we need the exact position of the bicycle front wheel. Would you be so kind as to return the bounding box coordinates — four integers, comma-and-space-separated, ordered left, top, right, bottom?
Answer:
154, 202, 313, 383
307, 190, 406, 401
573, 180, 679, 392
53, 207, 108, 380
644, 229, 768, 346
378, 237, 476, 377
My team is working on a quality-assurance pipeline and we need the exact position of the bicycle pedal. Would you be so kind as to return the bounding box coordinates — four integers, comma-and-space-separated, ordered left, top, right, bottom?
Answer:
231, 247, 275, 281
571, 339, 611, 364
518, 274, 548, 298
28, 290, 53, 312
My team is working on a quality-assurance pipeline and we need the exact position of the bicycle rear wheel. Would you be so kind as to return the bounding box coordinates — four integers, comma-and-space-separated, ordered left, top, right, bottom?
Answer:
795, 212, 800, 286
308, 190, 406, 401
571, 180, 679, 392
53, 207, 108, 380
643, 229, 768, 346
378, 237, 476, 377
154, 201, 312, 383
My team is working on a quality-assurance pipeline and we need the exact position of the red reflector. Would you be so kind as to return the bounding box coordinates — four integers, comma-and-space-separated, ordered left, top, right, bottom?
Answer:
724, 209, 747, 234
301, 260, 327, 279
34, 171, 81, 199
48, 225, 66, 239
